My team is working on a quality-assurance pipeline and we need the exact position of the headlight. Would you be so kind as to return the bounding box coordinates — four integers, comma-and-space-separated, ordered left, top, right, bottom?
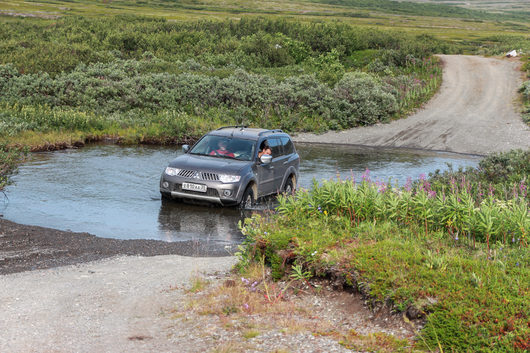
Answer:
218, 174, 241, 183
165, 167, 180, 176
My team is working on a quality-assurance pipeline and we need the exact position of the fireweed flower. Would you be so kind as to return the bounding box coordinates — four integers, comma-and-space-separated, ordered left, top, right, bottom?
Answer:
519, 180, 527, 197
361, 169, 371, 182
404, 177, 413, 192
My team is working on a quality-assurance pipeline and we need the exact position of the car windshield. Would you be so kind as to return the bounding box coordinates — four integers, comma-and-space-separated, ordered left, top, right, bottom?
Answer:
189, 135, 256, 161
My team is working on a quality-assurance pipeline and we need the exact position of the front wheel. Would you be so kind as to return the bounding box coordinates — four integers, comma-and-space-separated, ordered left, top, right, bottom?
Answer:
283, 178, 295, 196
240, 187, 255, 209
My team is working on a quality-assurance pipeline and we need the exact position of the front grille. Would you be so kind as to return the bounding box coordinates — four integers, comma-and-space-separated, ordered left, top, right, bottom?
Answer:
201, 172, 219, 181
177, 169, 219, 181
178, 169, 196, 178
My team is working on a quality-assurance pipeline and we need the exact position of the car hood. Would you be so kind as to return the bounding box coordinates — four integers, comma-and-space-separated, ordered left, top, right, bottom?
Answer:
168, 154, 250, 174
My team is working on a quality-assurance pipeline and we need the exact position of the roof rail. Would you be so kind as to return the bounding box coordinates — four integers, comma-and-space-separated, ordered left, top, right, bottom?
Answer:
258, 129, 283, 136
216, 125, 248, 130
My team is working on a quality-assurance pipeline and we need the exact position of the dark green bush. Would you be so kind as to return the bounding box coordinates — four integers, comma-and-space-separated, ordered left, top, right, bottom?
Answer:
0, 58, 404, 130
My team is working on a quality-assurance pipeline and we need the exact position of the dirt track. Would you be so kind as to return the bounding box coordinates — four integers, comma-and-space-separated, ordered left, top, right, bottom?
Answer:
294, 55, 530, 155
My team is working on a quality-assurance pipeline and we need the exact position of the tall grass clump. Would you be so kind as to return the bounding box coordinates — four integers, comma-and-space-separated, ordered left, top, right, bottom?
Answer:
0, 144, 27, 191
237, 149, 529, 352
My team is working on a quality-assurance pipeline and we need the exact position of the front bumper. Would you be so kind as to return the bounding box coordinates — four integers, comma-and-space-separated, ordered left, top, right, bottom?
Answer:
160, 175, 242, 205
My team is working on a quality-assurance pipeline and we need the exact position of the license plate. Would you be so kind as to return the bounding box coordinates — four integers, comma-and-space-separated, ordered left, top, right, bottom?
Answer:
182, 182, 207, 193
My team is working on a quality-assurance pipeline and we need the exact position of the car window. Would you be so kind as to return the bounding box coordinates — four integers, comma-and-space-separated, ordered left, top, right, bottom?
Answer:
268, 137, 282, 157
280, 137, 294, 155
189, 135, 255, 161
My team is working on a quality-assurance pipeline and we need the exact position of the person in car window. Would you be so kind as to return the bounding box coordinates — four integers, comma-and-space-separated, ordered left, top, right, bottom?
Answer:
258, 140, 272, 158
210, 140, 235, 158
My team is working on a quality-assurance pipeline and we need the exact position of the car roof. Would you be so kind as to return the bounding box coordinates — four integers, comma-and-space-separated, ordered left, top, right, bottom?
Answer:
208, 126, 288, 140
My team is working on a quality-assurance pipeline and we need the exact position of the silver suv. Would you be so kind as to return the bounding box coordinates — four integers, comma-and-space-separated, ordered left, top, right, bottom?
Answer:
160, 126, 300, 207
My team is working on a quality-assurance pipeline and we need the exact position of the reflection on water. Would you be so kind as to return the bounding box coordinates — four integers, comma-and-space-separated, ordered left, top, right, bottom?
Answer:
297, 143, 480, 186
157, 200, 247, 244
1, 143, 481, 245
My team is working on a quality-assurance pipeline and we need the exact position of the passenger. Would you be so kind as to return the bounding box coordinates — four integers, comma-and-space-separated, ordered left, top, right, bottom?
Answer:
209, 140, 235, 158
258, 140, 272, 158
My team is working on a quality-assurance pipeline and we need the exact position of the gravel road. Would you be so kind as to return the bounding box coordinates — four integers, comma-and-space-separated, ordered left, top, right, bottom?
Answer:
294, 55, 530, 155
0, 255, 237, 352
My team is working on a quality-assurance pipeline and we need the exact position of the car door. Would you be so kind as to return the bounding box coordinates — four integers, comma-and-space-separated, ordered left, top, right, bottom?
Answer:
256, 139, 275, 196
268, 137, 288, 193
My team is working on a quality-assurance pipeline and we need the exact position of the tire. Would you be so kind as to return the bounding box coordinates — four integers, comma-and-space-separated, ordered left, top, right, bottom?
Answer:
240, 187, 255, 209
161, 192, 172, 201
283, 177, 295, 196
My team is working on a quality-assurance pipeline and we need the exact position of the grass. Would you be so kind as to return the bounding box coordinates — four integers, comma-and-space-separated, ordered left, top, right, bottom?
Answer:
237, 151, 529, 352
239, 215, 529, 352
0, 0, 528, 46
177, 261, 420, 352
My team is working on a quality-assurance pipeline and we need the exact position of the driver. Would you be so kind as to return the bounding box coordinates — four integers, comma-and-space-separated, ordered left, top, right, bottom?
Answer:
209, 139, 235, 158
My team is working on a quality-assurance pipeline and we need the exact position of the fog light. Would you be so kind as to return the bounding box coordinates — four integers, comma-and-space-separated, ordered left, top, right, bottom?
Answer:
223, 190, 232, 197
162, 182, 169, 189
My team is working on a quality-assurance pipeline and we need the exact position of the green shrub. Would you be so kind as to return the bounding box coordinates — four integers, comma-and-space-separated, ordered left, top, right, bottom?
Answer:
332, 72, 397, 126
0, 145, 27, 191
238, 149, 530, 352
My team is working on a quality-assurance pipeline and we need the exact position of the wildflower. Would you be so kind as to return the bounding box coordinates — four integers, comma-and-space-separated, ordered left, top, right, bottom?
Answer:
516, 263, 520, 267
241, 277, 250, 285
361, 169, 371, 182
323, 210, 328, 216
243, 303, 249, 310
519, 180, 527, 198
455, 234, 459, 241
404, 177, 412, 192
311, 251, 318, 256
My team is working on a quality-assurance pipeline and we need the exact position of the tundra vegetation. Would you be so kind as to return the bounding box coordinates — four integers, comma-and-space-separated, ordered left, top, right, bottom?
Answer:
238, 150, 529, 352
0, 1, 529, 352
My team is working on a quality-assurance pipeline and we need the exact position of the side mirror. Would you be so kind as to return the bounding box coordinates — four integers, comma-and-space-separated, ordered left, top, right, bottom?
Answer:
182, 144, 190, 153
260, 154, 272, 165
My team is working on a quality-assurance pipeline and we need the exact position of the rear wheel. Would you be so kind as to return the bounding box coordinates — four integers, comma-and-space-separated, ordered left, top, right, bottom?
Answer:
240, 187, 255, 209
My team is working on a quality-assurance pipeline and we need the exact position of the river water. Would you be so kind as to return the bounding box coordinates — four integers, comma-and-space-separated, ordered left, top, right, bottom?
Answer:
1, 144, 481, 247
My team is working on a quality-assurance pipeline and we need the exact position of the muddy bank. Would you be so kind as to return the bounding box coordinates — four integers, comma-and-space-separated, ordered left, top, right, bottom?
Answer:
0, 218, 235, 275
